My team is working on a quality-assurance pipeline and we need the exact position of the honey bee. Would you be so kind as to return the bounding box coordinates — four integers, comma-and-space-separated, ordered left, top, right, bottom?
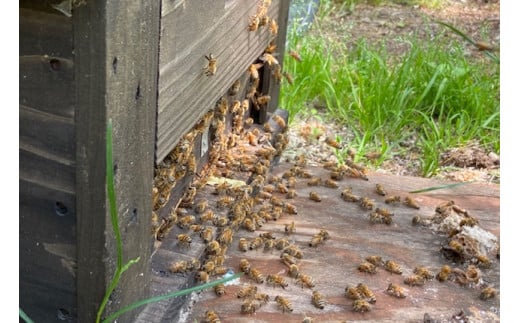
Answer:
249, 268, 265, 284
341, 190, 360, 203
375, 183, 387, 196
240, 299, 257, 315
239, 258, 251, 274
202, 260, 216, 274
169, 260, 188, 274
244, 117, 254, 128
352, 299, 371, 312
275, 295, 293, 313
238, 238, 250, 252
307, 176, 322, 186
448, 239, 465, 254
311, 290, 326, 309
177, 234, 192, 248
206, 240, 221, 255
357, 283, 376, 303
285, 189, 297, 199
436, 265, 452, 282
180, 186, 197, 207
177, 215, 196, 229
289, 50, 302, 62
200, 210, 216, 224
273, 114, 286, 130
213, 216, 229, 227
189, 224, 204, 232
281, 253, 298, 267
237, 284, 258, 298
248, 63, 263, 81
435, 200, 455, 215
368, 211, 393, 225
283, 244, 303, 259
248, 14, 260, 31
249, 236, 264, 250
296, 273, 316, 289
325, 136, 342, 149
259, 53, 279, 67
358, 262, 377, 274
404, 274, 425, 286
216, 196, 234, 209
263, 238, 275, 251
309, 191, 322, 202
386, 283, 406, 298
255, 292, 270, 305
285, 221, 296, 235
384, 260, 403, 275
359, 197, 375, 210
269, 18, 278, 35
375, 207, 393, 217
194, 199, 208, 214
267, 274, 289, 289
309, 234, 324, 247
196, 270, 209, 283
242, 218, 256, 232
204, 54, 217, 76
263, 122, 274, 133
479, 286, 497, 300
414, 266, 435, 280
288, 263, 300, 278
345, 285, 363, 300
403, 196, 420, 209
188, 258, 201, 271
276, 238, 290, 250
475, 253, 492, 268
204, 310, 221, 323
197, 227, 212, 244
265, 40, 277, 53
365, 255, 384, 267
217, 227, 233, 246
228, 79, 241, 96
323, 178, 339, 188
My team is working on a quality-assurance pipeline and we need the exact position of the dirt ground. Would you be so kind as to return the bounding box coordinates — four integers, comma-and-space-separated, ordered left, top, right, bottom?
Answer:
284, 0, 500, 183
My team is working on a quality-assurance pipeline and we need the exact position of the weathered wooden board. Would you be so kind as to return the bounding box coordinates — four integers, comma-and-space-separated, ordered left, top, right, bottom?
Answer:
156, 0, 286, 163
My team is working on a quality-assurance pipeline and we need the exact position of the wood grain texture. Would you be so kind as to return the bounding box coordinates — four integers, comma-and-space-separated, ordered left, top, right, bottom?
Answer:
73, 0, 160, 321
155, 0, 283, 163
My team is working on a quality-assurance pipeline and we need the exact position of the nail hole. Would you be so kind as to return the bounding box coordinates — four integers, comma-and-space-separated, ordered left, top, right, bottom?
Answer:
135, 83, 141, 100
112, 57, 118, 73
55, 201, 68, 216
113, 163, 118, 175
49, 58, 61, 71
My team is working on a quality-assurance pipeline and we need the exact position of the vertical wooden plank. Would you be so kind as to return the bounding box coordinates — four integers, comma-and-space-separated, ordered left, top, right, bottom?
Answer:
73, 0, 161, 321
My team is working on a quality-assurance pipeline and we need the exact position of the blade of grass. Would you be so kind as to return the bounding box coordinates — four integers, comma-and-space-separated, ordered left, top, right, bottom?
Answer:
409, 181, 475, 193
19, 308, 34, 323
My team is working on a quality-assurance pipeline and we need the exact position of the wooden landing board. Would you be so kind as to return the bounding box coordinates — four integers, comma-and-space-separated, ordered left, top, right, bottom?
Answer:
178, 165, 500, 322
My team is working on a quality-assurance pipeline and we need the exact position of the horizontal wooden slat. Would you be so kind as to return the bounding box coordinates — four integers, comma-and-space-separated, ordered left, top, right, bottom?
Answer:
155, 0, 281, 163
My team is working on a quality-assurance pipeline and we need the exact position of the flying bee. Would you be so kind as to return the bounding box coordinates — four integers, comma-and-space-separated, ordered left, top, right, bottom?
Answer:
275, 295, 293, 313
309, 191, 322, 202
228, 79, 241, 96
204, 310, 221, 323
259, 53, 279, 67
288, 263, 300, 278
240, 299, 257, 315
345, 285, 363, 300
248, 268, 265, 284
358, 262, 377, 274
169, 260, 188, 274
404, 274, 425, 286
365, 255, 384, 267
352, 299, 371, 312
357, 283, 376, 303
177, 234, 192, 248
196, 270, 209, 283
269, 18, 278, 35
403, 196, 420, 209
285, 189, 297, 199
273, 114, 286, 130
248, 14, 260, 31
237, 284, 257, 298
359, 197, 375, 210
288, 50, 302, 62
296, 273, 316, 289
386, 283, 406, 299
248, 63, 263, 81
239, 258, 251, 274
375, 183, 387, 196
436, 265, 452, 282
204, 54, 217, 76
479, 286, 497, 300
414, 266, 435, 280
311, 290, 327, 309
385, 195, 401, 204
285, 221, 296, 235
267, 274, 289, 289
281, 253, 298, 267
384, 260, 403, 275
325, 136, 342, 149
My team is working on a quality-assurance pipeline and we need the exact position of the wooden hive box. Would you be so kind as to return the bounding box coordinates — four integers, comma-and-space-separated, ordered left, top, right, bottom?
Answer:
19, 0, 289, 321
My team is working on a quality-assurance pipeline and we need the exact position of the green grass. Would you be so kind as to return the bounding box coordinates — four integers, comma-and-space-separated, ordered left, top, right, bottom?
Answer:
281, 1, 499, 177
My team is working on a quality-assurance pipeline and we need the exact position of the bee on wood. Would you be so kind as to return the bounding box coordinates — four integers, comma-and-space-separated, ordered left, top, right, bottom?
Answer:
228, 79, 241, 96
479, 286, 497, 300
206, 240, 221, 255
294, 273, 315, 289
403, 196, 420, 209
286, 189, 297, 199
325, 136, 342, 149
237, 284, 257, 298
436, 265, 452, 282
196, 270, 209, 283
404, 274, 425, 286
178, 215, 196, 229
249, 237, 264, 250
255, 292, 270, 305
284, 202, 297, 214
345, 285, 363, 300
275, 295, 293, 313
352, 299, 371, 312
248, 14, 260, 31
414, 266, 435, 280
263, 122, 274, 133
465, 265, 481, 283
242, 218, 256, 232
289, 50, 302, 62
217, 227, 233, 246
188, 258, 201, 271
248, 63, 263, 81
448, 239, 465, 254
368, 211, 393, 225
204, 54, 217, 76
384, 260, 403, 275
169, 260, 188, 274
200, 210, 216, 224
323, 178, 339, 188
283, 244, 303, 259
435, 200, 455, 215
375, 207, 393, 217
358, 261, 377, 274
281, 253, 298, 267
365, 255, 384, 267
204, 310, 221, 323
475, 253, 492, 268
244, 116, 254, 128
263, 238, 275, 251
177, 234, 192, 248
194, 199, 208, 214
312, 290, 326, 309
285, 221, 296, 235
288, 263, 300, 278
359, 197, 375, 210
341, 190, 360, 203
238, 238, 250, 252
307, 176, 322, 186
267, 274, 289, 289
273, 114, 286, 130
249, 268, 265, 284
269, 18, 278, 35
309, 191, 322, 202
386, 283, 406, 299
375, 183, 387, 196
276, 238, 290, 250
239, 258, 251, 274
240, 299, 257, 315
309, 234, 324, 247
202, 260, 215, 275
357, 283, 376, 303
256, 94, 271, 106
